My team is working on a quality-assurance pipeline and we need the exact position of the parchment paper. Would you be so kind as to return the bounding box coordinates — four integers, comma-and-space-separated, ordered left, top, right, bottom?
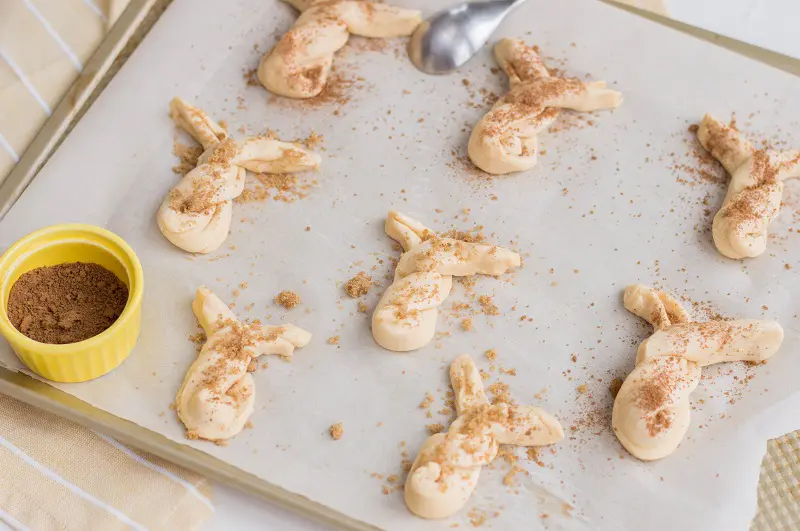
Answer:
1, 0, 799, 529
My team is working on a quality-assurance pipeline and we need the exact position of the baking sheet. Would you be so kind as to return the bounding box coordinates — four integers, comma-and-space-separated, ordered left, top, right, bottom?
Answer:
1, 0, 800, 529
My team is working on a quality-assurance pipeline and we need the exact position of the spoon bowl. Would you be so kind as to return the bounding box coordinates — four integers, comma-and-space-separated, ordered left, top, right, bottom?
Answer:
408, 0, 527, 75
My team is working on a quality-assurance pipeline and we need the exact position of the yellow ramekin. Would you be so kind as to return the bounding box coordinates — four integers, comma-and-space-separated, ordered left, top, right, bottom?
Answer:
0, 224, 143, 383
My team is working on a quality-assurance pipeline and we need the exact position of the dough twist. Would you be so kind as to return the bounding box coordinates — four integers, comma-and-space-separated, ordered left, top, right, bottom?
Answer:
468, 38, 623, 175
696, 114, 800, 259
372, 212, 520, 352
258, 0, 421, 99
405, 355, 564, 519
612, 284, 783, 461
158, 98, 320, 253
176, 287, 311, 442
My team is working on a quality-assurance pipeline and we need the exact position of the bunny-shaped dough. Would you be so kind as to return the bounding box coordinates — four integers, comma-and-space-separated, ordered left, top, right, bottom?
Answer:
372, 212, 520, 352
259, 0, 421, 99
612, 284, 783, 461
405, 355, 563, 519
696, 114, 800, 259
157, 97, 320, 254
176, 287, 311, 442
468, 38, 623, 175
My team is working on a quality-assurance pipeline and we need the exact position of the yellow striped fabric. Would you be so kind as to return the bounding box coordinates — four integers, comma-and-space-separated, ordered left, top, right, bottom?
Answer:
0, 394, 214, 530
0, 0, 130, 184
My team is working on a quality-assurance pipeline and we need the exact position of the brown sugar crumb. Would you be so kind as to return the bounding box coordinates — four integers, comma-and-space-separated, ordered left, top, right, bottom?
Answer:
357, 301, 368, 313
785, 264, 792, 270
477, 295, 499, 316
488, 382, 512, 405
236, 172, 317, 204
504, 465, 525, 487
245, 421, 254, 429
426, 423, 444, 435
247, 360, 258, 372
461, 318, 473, 331
577, 384, 588, 394
467, 507, 497, 528
300, 131, 324, 150
275, 290, 300, 309
344, 272, 372, 298
419, 393, 434, 409
440, 227, 486, 244
485, 349, 497, 361
172, 140, 203, 175
327, 335, 340, 345
7, 262, 129, 344
329, 422, 344, 440
609, 377, 624, 398
243, 67, 259, 86
185, 431, 199, 440
188, 331, 206, 352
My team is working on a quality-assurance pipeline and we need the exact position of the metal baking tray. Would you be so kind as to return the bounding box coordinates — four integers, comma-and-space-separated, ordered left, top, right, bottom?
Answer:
0, 2, 797, 530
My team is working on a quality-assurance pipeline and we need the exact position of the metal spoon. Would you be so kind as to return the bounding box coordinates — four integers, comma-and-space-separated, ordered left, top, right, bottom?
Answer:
408, 0, 529, 75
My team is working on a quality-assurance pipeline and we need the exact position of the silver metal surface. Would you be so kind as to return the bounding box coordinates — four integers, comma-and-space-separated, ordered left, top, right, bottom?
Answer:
408, 0, 527, 75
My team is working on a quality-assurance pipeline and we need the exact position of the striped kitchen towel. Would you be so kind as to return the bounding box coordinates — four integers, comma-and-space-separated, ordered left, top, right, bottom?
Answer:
0, 394, 214, 530
0, 0, 130, 184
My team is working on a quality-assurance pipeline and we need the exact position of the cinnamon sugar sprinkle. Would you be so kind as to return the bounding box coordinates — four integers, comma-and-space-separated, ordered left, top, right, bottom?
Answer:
172, 140, 203, 175
197, 318, 282, 394
236, 172, 317, 204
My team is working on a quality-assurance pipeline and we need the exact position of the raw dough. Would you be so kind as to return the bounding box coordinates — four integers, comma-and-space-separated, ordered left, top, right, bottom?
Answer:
405, 355, 564, 519
157, 97, 320, 253
612, 284, 783, 461
696, 114, 800, 259
176, 287, 311, 441
258, 0, 421, 99
372, 212, 520, 352
469, 38, 622, 175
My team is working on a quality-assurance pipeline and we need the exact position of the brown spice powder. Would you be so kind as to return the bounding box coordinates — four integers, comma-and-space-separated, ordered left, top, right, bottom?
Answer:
7, 262, 128, 344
